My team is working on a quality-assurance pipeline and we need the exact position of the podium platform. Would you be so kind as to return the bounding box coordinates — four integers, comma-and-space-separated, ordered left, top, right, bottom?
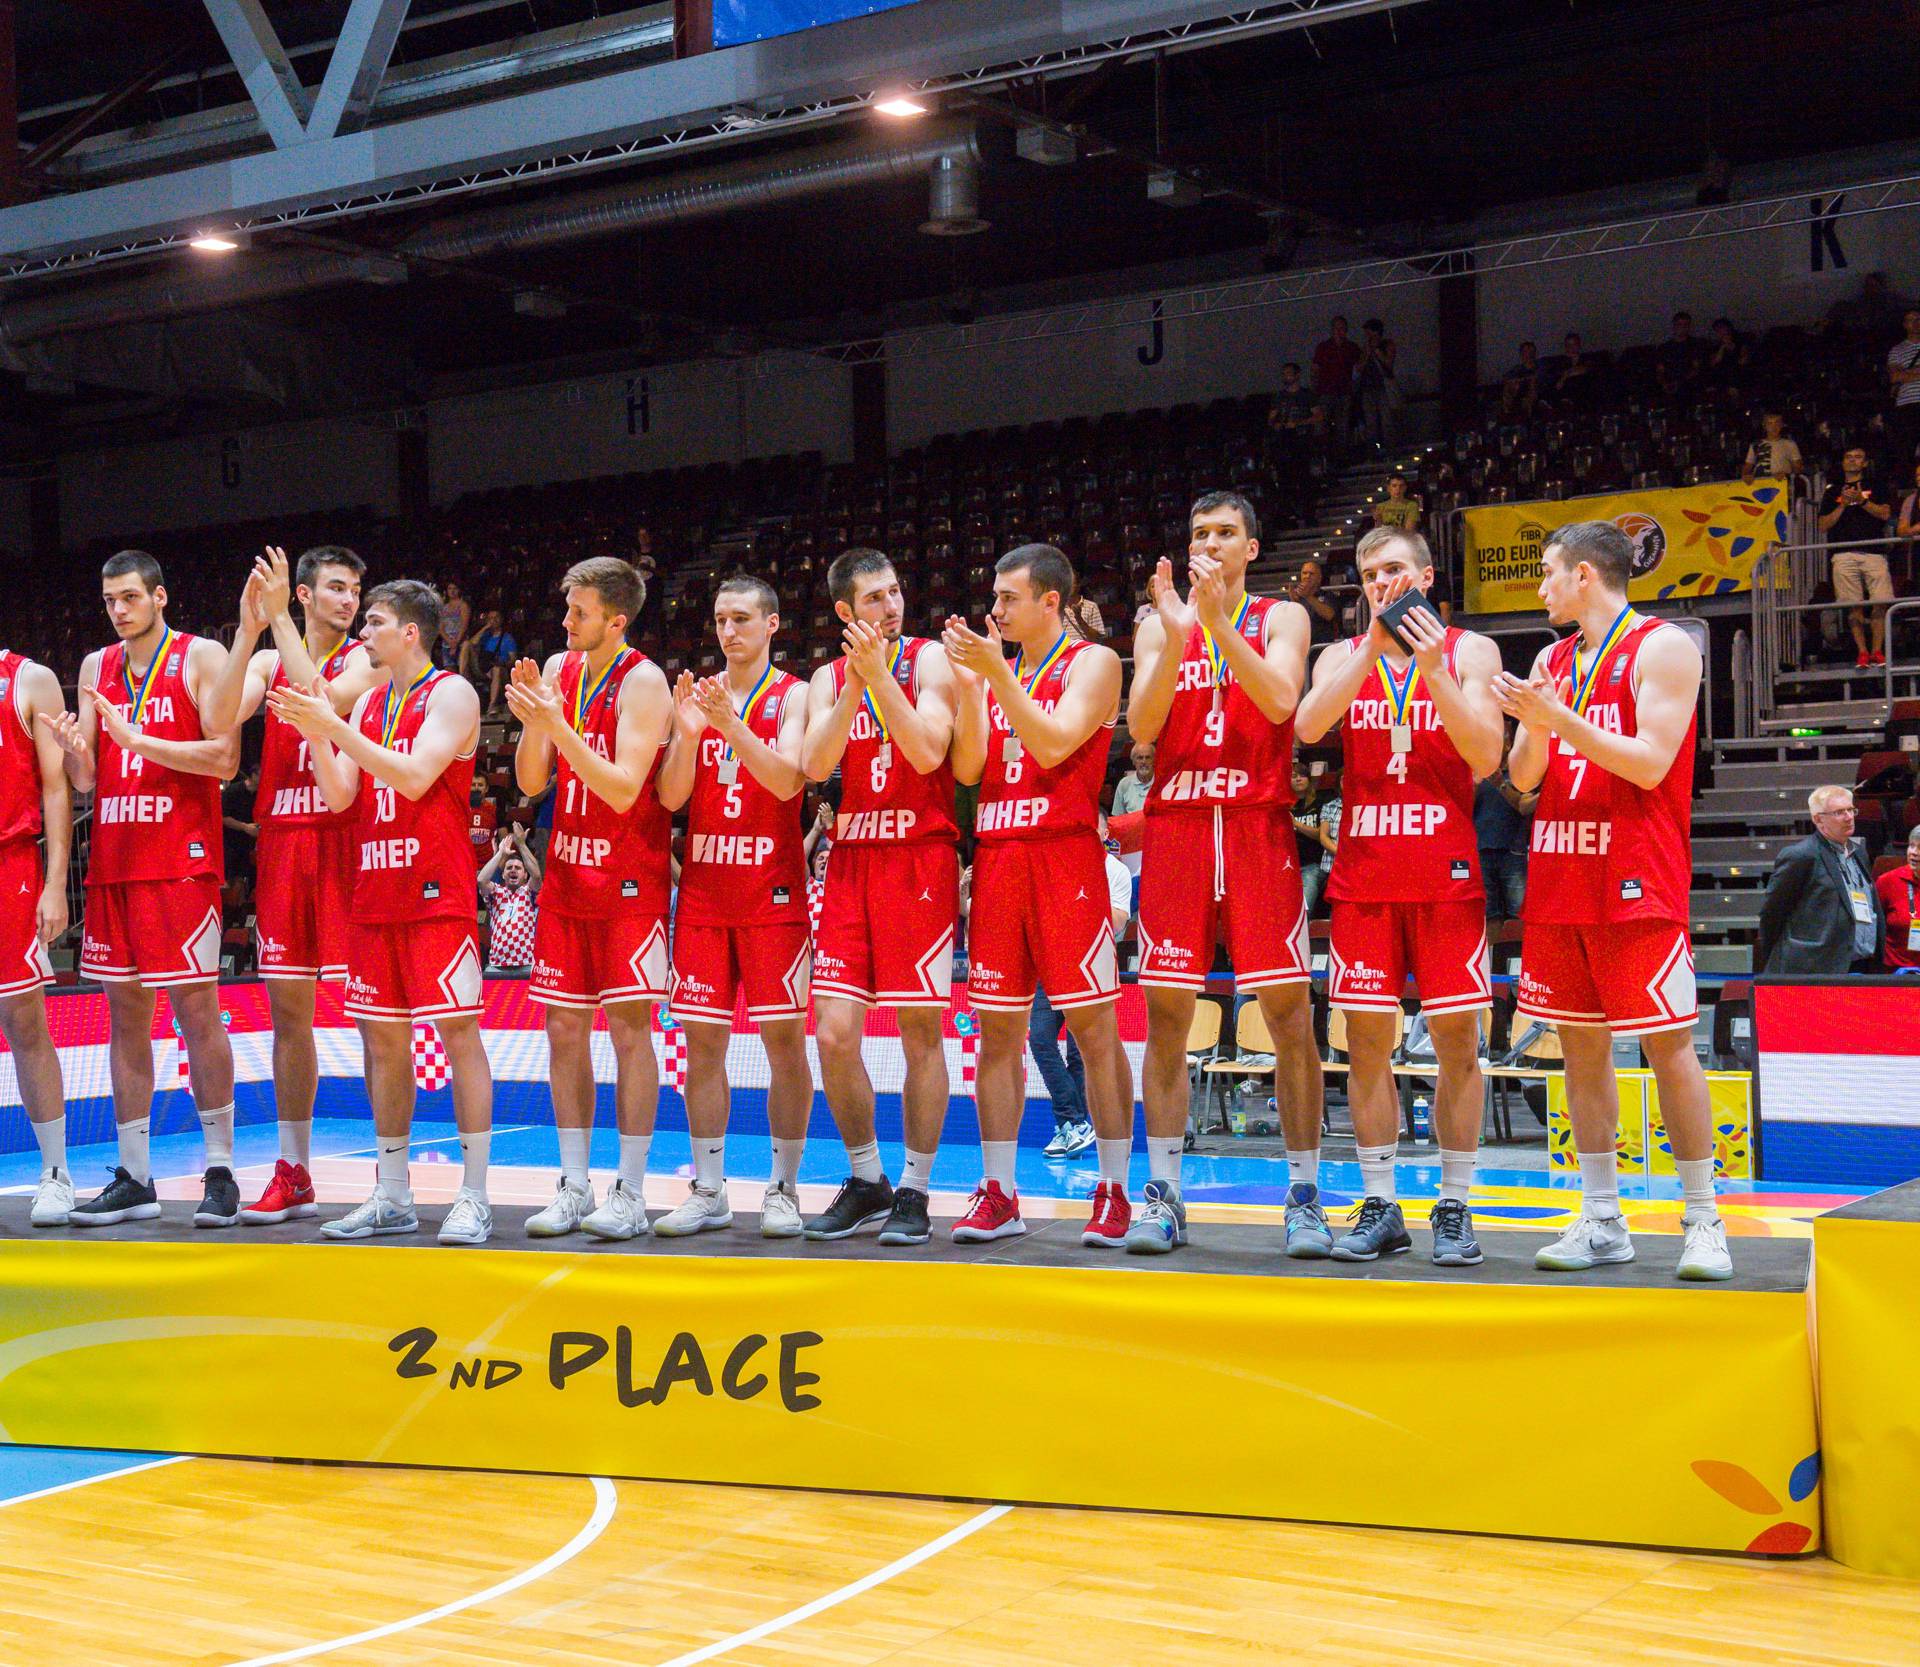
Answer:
0, 1201, 1818, 1556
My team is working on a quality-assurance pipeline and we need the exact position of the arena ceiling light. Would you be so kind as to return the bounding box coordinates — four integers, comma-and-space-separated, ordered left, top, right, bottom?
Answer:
874, 94, 929, 118
188, 230, 249, 252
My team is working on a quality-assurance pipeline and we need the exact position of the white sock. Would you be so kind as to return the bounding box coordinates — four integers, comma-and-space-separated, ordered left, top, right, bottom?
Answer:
460, 1129, 490, 1194
1578, 1150, 1619, 1218
1147, 1136, 1182, 1185
900, 1148, 934, 1192
377, 1137, 410, 1195
1438, 1147, 1476, 1204
771, 1137, 804, 1188
1096, 1138, 1130, 1187
557, 1125, 591, 1188
1357, 1141, 1398, 1202
1677, 1157, 1718, 1220
1287, 1147, 1320, 1193
694, 1136, 726, 1192
982, 1139, 1017, 1189
32, 1114, 66, 1174
846, 1138, 883, 1183
618, 1133, 651, 1188
118, 1117, 151, 1185
198, 1102, 235, 1169
278, 1119, 311, 1169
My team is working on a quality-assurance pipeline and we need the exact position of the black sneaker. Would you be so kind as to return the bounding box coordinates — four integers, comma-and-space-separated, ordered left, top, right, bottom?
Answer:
69, 1166, 161, 1228
194, 1166, 242, 1229
1330, 1196, 1413, 1262
1429, 1197, 1484, 1267
877, 1186, 931, 1246
803, 1174, 895, 1240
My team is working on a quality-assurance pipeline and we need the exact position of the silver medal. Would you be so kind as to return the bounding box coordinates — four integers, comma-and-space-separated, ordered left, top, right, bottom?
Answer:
717, 757, 739, 784
1002, 735, 1023, 764
876, 741, 893, 772
1390, 724, 1413, 754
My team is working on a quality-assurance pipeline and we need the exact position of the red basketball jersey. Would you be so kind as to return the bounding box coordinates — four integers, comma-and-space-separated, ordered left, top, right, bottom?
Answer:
830, 637, 958, 846
676, 667, 807, 928
976, 639, 1113, 842
543, 648, 671, 918
349, 670, 477, 925
0, 652, 43, 847
1147, 596, 1293, 812
1327, 630, 1481, 905
1524, 616, 1696, 927
87, 634, 224, 887
256, 639, 360, 829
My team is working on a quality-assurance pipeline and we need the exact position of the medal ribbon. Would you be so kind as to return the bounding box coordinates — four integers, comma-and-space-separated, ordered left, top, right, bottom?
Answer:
571, 647, 630, 735
1201, 595, 1253, 689
724, 663, 776, 761
1014, 632, 1070, 695
123, 627, 173, 726
1570, 604, 1638, 719
1374, 654, 1420, 728
860, 638, 905, 744
316, 632, 350, 675
381, 665, 438, 749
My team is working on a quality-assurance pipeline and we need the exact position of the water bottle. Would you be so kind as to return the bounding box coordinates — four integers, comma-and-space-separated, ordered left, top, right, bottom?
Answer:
1412, 1095, 1431, 1144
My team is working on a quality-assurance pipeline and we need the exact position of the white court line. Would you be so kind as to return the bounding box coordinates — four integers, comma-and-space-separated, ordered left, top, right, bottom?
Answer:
648, 1502, 1013, 1667
0, 1453, 190, 1510
223, 1474, 618, 1667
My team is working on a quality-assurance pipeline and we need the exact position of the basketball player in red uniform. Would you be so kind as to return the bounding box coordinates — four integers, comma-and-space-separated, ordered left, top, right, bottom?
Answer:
1494, 520, 1731, 1281
1126, 491, 1316, 1255
799, 549, 957, 1247
205, 544, 376, 1225
654, 575, 812, 1239
505, 557, 672, 1240
1295, 527, 1504, 1265
943, 544, 1135, 1246
267, 581, 494, 1246
0, 651, 75, 1227
45, 552, 242, 1229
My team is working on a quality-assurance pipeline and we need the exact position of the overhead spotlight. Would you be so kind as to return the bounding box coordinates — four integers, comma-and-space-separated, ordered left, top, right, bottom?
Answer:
188, 231, 249, 253
875, 94, 929, 118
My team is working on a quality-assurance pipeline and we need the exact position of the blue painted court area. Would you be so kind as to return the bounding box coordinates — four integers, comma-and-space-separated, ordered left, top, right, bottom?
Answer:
0, 1446, 179, 1507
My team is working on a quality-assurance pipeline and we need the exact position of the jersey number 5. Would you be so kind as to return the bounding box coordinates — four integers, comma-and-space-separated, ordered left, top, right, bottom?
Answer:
723, 780, 743, 819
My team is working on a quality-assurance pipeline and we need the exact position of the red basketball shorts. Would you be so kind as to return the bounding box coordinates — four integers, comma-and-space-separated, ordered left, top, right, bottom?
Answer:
1517, 918, 1698, 1036
0, 840, 52, 999
254, 823, 354, 982
81, 876, 223, 988
1136, 805, 1309, 992
967, 834, 1118, 1012
670, 918, 811, 1027
813, 842, 958, 1009
531, 907, 669, 1009
343, 916, 483, 1022
1328, 899, 1491, 1016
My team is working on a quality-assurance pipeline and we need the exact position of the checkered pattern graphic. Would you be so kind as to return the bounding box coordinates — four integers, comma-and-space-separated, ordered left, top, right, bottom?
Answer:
486, 884, 538, 969
807, 876, 825, 941
656, 1010, 687, 1092
412, 1023, 451, 1091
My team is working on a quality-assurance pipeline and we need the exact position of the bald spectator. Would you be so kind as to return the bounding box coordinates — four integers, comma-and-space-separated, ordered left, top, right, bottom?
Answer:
1288, 559, 1340, 645
1112, 741, 1154, 818
1757, 786, 1885, 975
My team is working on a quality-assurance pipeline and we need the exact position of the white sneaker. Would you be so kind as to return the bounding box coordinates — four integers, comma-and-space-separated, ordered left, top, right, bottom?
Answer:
438, 1187, 493, 1246
1677, 1213, 1733, 1282
582, 1178, 651, 1241
652, 1183, 733, 1237
526, 1177, 595, 1238
760, 1180, 803, 1239
1534, 1212, 1635, 1271
321, 1185, 419, 1241
30, 1167, 73, 1228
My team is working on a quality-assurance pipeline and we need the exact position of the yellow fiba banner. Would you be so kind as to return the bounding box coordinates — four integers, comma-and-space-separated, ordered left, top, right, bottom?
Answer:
1463, 478, 1791, 614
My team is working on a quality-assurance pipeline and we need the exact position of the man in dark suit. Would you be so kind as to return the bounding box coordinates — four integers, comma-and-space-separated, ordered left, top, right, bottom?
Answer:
1757, 787, 1886, 974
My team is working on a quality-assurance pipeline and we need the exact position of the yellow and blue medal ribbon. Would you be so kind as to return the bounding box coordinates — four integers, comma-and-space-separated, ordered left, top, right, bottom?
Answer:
1013, 632, 1070, 695
1201, 595, 1253, 690
571, 648, 629, 735
1570, 604, 1638, 719
381, 665, 437, 749
122, 626, 173, 726
859, 638, 905, 744
725, 663, 776, 761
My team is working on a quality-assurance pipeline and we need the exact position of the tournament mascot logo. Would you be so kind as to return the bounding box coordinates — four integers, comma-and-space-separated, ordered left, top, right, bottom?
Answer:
1612, 511, 1667, 577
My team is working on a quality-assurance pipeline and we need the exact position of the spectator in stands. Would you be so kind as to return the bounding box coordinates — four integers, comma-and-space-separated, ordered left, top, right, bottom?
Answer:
460, 607, 517, 713
1371, 473, 1422, 535
1885, 309, 1920, 470
437, 579, 472, 670
221, 764, 260, 913
1112, 741, 1154, 818
1823, 270, 1906, 346
1756, 786, 1885, 975
1500, 341, 1544, 418
1287, 558, 1340, 645
1473, 727, 1536, 921
1818, 447, 1894, 668
1356, 317, 1399, 450
479, 827, 542, 971
1702, 317, 1750, 396
1742, 411, 1805, 485
1291, 766, 1331, 918
1549, 331, 1594, 410
1064, 592, 1106, 643
1655, 310, 1707, 399
1309, 779, 1340, 917
1266, 362, 1320, 518
1879, 828, 1920, 972
1312, 315, 1363, 459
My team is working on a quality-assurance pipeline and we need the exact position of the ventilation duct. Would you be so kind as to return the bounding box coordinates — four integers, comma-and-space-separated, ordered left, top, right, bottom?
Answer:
920, 151, 988, 237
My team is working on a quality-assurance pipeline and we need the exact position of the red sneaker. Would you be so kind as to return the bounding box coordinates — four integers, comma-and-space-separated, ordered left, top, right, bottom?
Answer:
1081, 1180, 1132, 1248
1856, 651, 1873, 669
950, 1180, 1026, 1243
241, 1159, 318, 1224
1869, 650, 1887, 666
